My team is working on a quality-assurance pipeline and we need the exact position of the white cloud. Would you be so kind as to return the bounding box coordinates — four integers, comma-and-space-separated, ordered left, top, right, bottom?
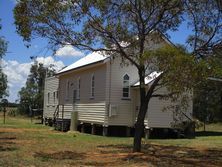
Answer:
1, 56, 65, 102
10, 0, 19, 4
55, 45, 84, 57
36, 56, 65, 71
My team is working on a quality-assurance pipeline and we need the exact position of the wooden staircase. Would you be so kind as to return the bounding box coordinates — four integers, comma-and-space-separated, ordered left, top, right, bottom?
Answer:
53, 105, 70, 132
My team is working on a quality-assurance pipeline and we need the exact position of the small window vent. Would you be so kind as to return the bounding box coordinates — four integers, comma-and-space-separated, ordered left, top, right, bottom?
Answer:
109, 105, 118, 117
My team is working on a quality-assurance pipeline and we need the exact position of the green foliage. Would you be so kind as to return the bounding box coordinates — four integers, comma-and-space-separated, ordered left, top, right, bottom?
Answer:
18, 60, 55, 115
0, 20, 8, 99
0, 37, 7, 59
145, 46, 212, 93
142, 46, 215, 125
0, 68, 8, 99
7, 108, 19, 117
194, 80, 222, 123
185, 0, 222, 57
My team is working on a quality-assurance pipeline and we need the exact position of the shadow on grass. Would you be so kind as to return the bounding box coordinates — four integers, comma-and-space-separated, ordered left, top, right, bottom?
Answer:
0, 137, 16, 140
73, 160, 123, 167
0, 133, 17, 152
97, 143, 222, 167
0, 145, 18, 152
196, 131, 222, 137
34, 151, 86, 161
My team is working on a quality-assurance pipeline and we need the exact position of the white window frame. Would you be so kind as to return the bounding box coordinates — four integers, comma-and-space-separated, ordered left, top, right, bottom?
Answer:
122, 73, 130, 99
91, 74, 95, 98
76, 77, 80, 100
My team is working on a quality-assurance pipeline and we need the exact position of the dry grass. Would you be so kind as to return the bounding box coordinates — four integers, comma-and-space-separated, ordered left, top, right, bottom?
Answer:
1, 115, 222, 166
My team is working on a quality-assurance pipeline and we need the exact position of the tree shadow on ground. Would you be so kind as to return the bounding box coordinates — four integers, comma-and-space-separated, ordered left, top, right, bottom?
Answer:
97, 144, 222, 167
0, 145, 17, 152
0, 132, 17, 152
34, 150, 124, 166
34, 151, 86, 161
196, 131, 222, 137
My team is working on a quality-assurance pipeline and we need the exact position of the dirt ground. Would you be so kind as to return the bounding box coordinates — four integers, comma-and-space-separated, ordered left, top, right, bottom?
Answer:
1, 127, 222, 167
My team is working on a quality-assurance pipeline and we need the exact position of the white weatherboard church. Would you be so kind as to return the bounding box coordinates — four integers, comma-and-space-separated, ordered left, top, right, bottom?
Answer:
43, 35, 193, 138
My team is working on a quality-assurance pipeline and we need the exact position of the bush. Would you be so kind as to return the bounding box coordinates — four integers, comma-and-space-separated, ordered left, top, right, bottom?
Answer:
194, 119, 204, 129
7, 108, 19, 117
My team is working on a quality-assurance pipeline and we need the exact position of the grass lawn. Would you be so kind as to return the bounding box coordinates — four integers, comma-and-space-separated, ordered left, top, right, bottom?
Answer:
1, 115, 222, 167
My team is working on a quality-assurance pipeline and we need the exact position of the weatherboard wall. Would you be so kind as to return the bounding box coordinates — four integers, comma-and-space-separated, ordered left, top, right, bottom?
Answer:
134, 87, 193, 128
105, 56, 138, 126
58, 63, 107, 123
43, 76, 59, 119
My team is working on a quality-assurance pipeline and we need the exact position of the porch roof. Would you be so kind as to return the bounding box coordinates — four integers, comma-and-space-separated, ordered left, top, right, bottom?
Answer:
132, 71, 162, 87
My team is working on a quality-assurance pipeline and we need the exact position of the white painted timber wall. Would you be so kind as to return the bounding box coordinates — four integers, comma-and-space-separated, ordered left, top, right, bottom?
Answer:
58, 63, 107, 123
43, 76, 59, 118
105, 57, 138, 126
134, 87, 193, 128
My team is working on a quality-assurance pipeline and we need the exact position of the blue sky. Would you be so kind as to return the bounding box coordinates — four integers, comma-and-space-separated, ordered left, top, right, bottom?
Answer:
0, 0, 191, 102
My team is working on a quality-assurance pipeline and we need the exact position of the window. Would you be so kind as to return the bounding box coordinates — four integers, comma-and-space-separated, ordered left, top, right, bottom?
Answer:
91, 74, 95, 98
56, 91, 58, 99
53, 92, 56, 104
77, 77, 80, 99
123, 74, 130, 98
66, 80, 70, 100
47, 92, 50, 104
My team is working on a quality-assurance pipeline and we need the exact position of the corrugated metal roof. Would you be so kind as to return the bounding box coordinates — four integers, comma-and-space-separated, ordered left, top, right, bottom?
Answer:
132, 71, 162, 86
57, 52, 109, 74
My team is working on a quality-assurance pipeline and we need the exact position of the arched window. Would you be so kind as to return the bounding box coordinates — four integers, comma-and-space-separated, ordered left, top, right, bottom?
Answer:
91, 74, 95, 98
123, 74, 130, 98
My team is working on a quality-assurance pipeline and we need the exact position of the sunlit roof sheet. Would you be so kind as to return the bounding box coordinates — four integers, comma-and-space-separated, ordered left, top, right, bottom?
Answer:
133, 71, 162, 86
57, 52, 108, 74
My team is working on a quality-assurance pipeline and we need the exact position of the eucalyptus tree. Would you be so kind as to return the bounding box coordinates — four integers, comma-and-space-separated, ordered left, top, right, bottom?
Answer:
18, 60, 55, 115
14, 0, 222, 152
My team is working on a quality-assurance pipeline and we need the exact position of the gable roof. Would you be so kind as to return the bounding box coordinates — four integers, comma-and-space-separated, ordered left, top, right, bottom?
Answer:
57, 31, 174, 75
57, 52, 109, 74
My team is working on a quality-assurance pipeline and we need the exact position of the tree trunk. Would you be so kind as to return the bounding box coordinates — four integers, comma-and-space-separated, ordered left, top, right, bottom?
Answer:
133, 67, 149, 152
133, 98, 149, 152
133, 68, 162, 152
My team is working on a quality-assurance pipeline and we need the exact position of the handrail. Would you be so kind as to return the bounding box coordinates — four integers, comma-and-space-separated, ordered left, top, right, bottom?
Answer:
53, 105, 59, 120
181, 111, 192, 121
